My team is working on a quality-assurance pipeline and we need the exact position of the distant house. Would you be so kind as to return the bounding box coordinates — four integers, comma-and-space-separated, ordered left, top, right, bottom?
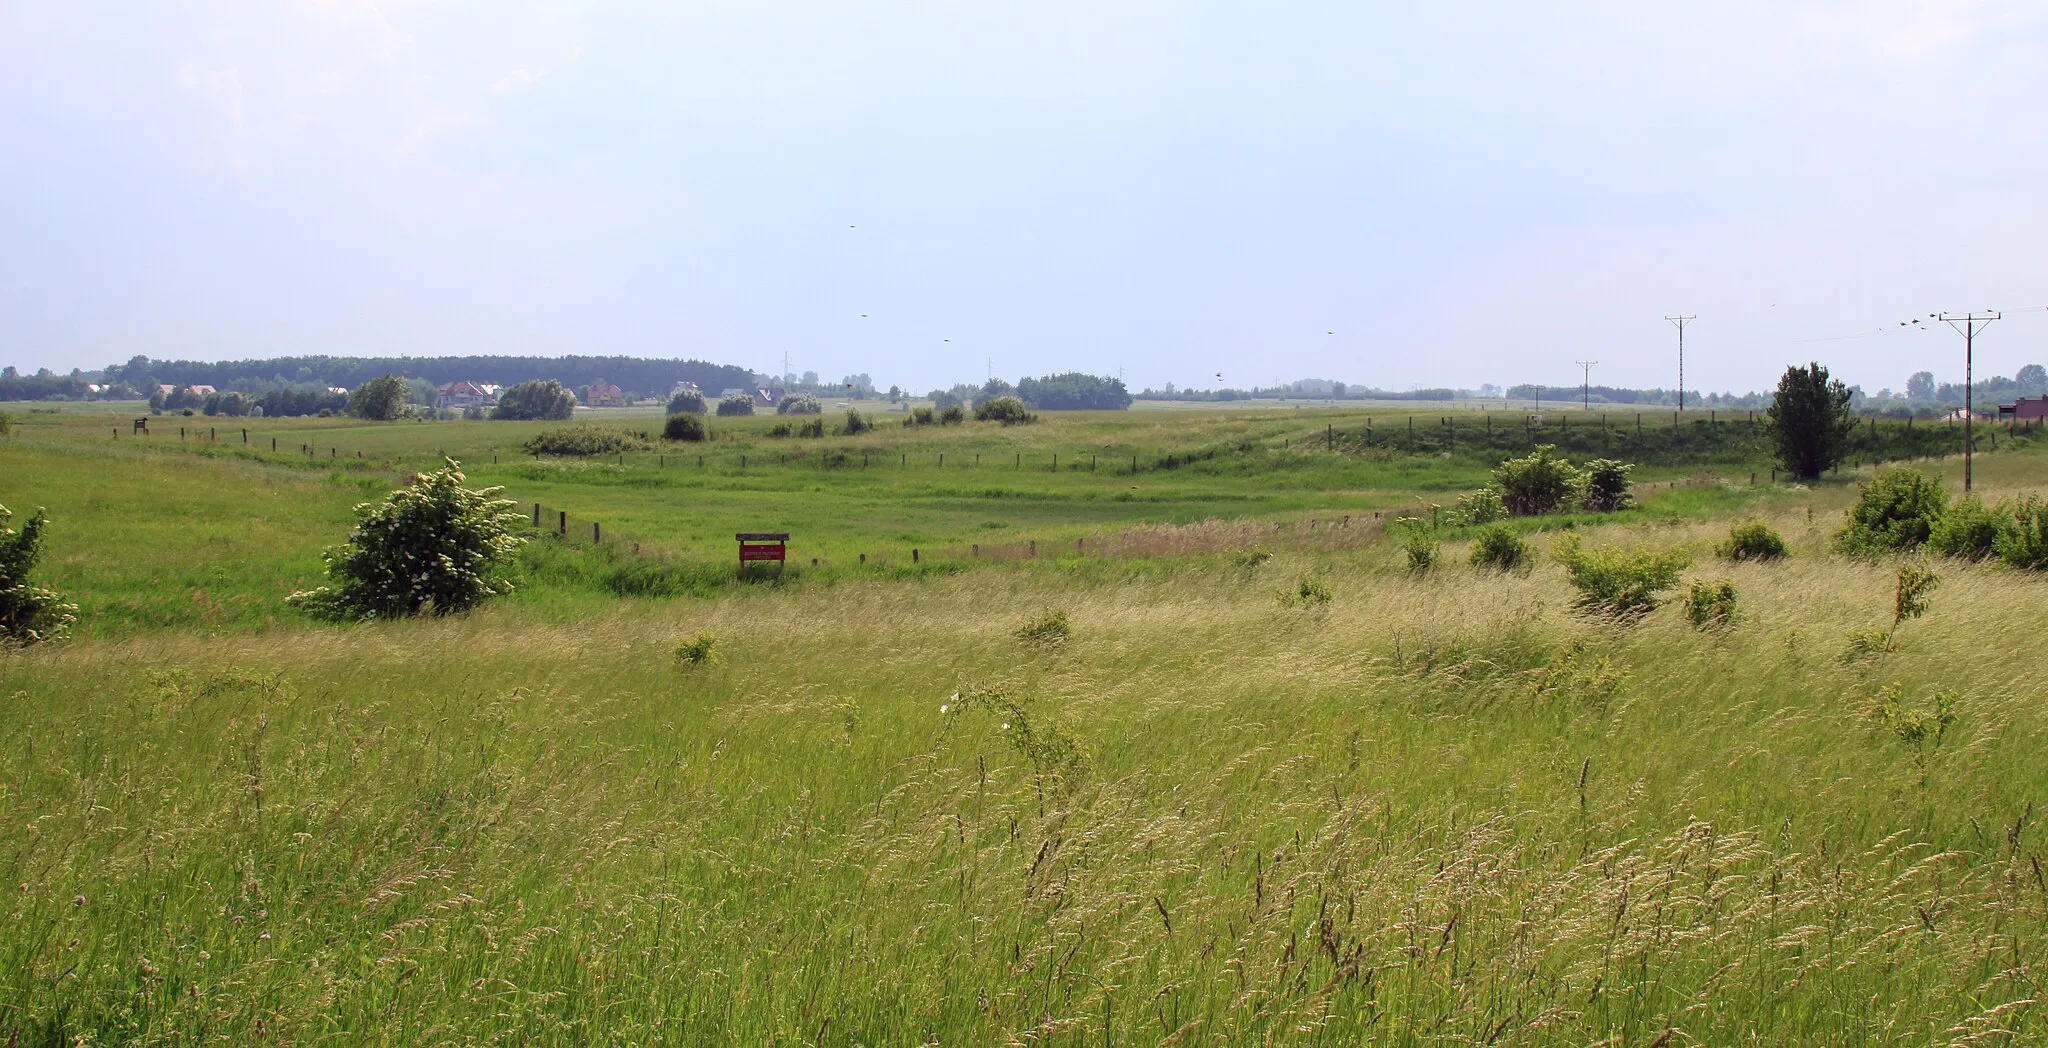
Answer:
327, 386, 350, 396
188, 385, 217, 396
584, 382, 624, 408
437, 380, 499, 410
669, 380, 702, 398
156, 384, 177, 397
1999, 396, 2048, 421
755, 388, 782, 408
719, 387, 751, 401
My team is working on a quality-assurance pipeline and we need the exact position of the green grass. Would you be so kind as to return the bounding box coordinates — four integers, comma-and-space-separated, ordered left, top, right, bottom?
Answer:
3, 406, 2047, 1043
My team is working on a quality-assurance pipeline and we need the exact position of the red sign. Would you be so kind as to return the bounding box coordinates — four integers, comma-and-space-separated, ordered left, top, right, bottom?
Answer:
739, 543, 786, 562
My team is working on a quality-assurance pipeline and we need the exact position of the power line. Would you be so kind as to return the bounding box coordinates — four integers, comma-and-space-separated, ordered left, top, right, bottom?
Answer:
1574, 361, 1598, 411
1665, 315, 1696, 411
1938, 311, 2000, 492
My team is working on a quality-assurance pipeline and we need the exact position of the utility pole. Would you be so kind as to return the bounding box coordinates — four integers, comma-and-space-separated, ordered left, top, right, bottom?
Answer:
1575, 361, 1597, 411
1939, 311, 2000, 492
1665, 315, 1695, 412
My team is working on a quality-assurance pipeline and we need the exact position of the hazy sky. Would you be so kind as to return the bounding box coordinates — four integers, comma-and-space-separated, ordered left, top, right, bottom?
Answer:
4, 2, 2046, 395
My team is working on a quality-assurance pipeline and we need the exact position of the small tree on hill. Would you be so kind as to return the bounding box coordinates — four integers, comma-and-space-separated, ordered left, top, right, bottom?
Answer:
287, 462, 526, 620
348, 375, 412, 421
494, 380, 577, 421
1769, 362, 1854, 479
0, 504, 78, 645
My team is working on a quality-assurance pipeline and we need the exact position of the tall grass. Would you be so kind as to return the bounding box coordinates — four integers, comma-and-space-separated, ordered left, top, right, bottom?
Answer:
3, 511, 2045, 1043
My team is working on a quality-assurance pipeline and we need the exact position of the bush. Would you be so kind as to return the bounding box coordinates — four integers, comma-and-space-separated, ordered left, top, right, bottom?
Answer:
287, 462, 525, 620
666, 390, 707, 415
1493, 445, 1585, 517
974, 396, 1037, 425
937, 403, 967, 425
674, 632, 719, 666
716, 393, 755, 417
493, 379, 577, 421
1928, 494, 2006, 561
1836, 467, 1947, 556
1554, 535, 1691, 619
1452, 486, 1506, 526
766, 423, 793, 438
902, 407, 936, 427
1893, 563, 1939, 626
777, 392, 822, 415
1579, 459, 1635, 512
1231, 544, 1274, 569
1683, 579, 1738, 629
1468, 524, 1529, 573
1405, 533, 1440, 574
797, 417, 826, 438
662, 413, 707, 442
1285, 575, 1333, 606
522, 426, 652, 457
1720, 521, 1790, 562
840, 408, 872, 436
0, 504, 78, 645
1840, 626, 1897, 662
1993, 495, 2048, 570
1014, 608, 1071, 646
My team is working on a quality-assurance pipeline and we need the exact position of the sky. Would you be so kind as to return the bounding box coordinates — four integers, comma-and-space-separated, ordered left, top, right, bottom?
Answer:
4, 1, 2046, 396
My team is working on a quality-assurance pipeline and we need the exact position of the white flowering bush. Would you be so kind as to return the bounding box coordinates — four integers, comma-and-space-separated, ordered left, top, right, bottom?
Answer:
0, 503, 78, 645
288, 461, 526, 620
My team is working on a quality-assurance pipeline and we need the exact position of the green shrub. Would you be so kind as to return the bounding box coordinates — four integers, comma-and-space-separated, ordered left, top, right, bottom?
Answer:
1580, 459, 1635, 512
1836, 467, 1947, 555
0, 412, 17, 438
1405, 533, 1440, 574
347, 374, 412, 421
1865, 681, 1959, 784
1493, 444, 1585, 517
797, 417, 826, 438
287, 462, 526, 620
1468, 524, 1529, 573
1927, 494, 2005, 561
1719, 521, 1789, 562
937, 404, 966, 425
662, 413, 707, 441
1452, 486, 1506, 526
903, 407, 936, 427
1532, 640, 1628, 707
765, 423, 793, 438
1231, 544, 1274, 569
1893, 563, 1939, 626
666, 390, 707, 415
974, 396, 1037, 425
1682, 579, 1738, 629
1840, 626, 1897, 662
777, 392, 822, 415
840, 408, 872, 436
1014, 608, 1071, 646
674, 631, 719, 666
1285, 575, 1333, 606
1554, 535, 1691, 619
522, 426, 652, 457
0, 504, 78, 645
716, 393, 756, 417
1993, 494, 2048, 570
494, 379, 577, 420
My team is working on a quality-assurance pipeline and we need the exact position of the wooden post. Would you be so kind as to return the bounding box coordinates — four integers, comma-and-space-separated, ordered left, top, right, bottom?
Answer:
1052, 454, 1057, 470
1326, 424, 1332, 450
1029, 539, 1036, 557
558, 511, 566, 534
533, 504, 540, 527
1131, 455, 1137, 473
972, 543, 979, 557
593, 521, 601, 543
859, 553, 865, 565
912, 548, 919, 563
242, 429, 247, 444
272, 438, 277, 451
939, 452, 944, 466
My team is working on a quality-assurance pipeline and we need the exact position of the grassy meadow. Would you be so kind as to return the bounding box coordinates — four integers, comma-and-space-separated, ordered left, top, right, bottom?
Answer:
2, 402, 2045, 1044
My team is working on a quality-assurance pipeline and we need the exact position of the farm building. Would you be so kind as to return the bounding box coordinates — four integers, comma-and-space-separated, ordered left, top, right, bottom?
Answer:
1998, 396, 2048, 421
436, 380, 500, 410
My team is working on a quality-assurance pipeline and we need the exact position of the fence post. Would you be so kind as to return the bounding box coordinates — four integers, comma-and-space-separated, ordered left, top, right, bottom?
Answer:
533, 504, 540, 527
1132, 455, 1137, 473
912, 548, 919, 563
1029, 539, 1036, 557
1327, 424, 1332, 450
272, 438, 277, 451
972, 543, 979, 557
859, 553, 865, 565
558, 511, 566, 534
594, 521, 601, 543
1052, 453, 1057, 471
939, 452, 944, 467
242, 429, 247, 444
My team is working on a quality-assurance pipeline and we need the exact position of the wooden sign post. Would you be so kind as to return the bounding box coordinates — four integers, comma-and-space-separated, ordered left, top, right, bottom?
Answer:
737, 532, 789, 573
